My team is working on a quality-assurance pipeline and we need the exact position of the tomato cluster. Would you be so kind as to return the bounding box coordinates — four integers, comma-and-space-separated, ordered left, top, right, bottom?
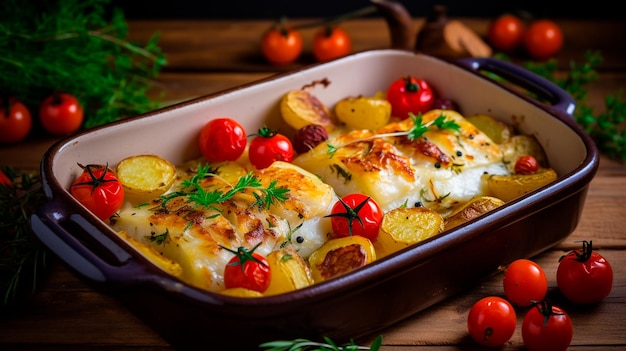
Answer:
468, 244, 613, 350
487, 14, 563, 60
0, 92, 84, 144
261, 24, 352, 65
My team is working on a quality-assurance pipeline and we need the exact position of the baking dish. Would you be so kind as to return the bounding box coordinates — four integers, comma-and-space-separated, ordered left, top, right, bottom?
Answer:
30, 49, 599, 350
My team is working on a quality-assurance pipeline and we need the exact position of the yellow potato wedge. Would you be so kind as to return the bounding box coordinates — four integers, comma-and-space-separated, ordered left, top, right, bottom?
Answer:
220, 287, 264, 297
484, 167, 558, 202
264, 248, 313, 296
375, 207, 444, 258
334, 96, 391, 130
116, 154, 177, 205
280, 89, 335, 131
308, 236, 376, 284
466, 113, 512, 144
444, 196, 505, 231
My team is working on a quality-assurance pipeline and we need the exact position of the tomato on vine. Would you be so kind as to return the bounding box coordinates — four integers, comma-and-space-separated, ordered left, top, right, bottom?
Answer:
0, 97, 32, 144
39, 92, 84, 136
70, 163, 124, 221
487, 14, 526, 52
503, 258, 548, 307
326, 193, 383, 242
222, 243, 271, 293
557, 240, 613, 304
312, 26, 352, 62
261, 24, 303, 65
522, 300, 573, 351
467, 296, 517, 347
523, 19, 563, 60
198, 117, 247, 163
386, 76, 435, 120
248, 126, 294, 169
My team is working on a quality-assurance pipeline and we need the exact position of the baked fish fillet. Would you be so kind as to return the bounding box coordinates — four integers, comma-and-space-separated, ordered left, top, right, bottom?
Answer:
292, 109, 509, 214
111, 161, 335, 292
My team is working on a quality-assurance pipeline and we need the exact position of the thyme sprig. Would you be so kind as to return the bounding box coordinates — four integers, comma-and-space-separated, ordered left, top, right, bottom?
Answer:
327, 112, 461, 157
259, 335, 382, 351
177, 163, 289, 211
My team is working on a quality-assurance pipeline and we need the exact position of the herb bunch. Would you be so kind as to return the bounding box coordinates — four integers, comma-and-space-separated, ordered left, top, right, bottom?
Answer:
523, 51, 625, 161
0, 0, 166, 129
0, 167, 49, 311
259, 335, 382, 351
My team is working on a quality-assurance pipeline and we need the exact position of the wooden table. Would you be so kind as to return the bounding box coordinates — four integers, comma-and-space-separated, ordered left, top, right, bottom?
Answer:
1, 17, 625, 350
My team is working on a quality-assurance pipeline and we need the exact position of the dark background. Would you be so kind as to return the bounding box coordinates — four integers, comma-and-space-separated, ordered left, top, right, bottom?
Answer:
112, 0, 621, 20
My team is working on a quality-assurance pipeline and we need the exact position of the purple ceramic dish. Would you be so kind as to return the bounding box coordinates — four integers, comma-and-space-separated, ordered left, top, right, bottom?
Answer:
31, 49, 599, 350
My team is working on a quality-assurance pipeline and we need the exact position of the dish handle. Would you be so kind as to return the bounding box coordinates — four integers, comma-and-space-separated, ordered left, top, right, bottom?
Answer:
457, 57, 576, 118
30, 200, 153, 287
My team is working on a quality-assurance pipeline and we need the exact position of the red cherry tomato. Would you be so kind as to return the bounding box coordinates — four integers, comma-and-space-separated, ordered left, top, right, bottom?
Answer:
327, 193, 383, 242
70, 164, 124, 221
261, 25, 303, 65
515, 155, 539, 174
222, 244, 271, 293
0, 170, 12, 187
467, 296, 517, 347
557, 240, 613, 304
312, 26, 352, 62
522, 300, 573, 351
503, 258, 548, 307
198, 118, 247, 163
386, 76, 435, 120
248, 126, 294, 169
523, 19, 563, 60
39, 92, 84, 136
487, 14, 526, 52
0, 97, 32, 144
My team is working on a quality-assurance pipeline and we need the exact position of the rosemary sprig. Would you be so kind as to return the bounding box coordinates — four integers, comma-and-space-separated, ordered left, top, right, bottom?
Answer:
0, 166, 50, 311
259, 335, 383, 351
327, 112, 461, 156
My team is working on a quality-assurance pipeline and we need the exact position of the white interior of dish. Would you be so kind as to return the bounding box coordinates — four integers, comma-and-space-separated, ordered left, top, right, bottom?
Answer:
50, 49, 586, 191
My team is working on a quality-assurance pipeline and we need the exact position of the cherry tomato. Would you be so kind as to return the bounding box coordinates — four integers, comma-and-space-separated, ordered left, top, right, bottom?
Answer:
326, 193, 383, 242
0, 170, 12, 187
515, 155, 539, 174
222, 244, 271, 293
487, 14, 526, 52
557, 240, 613, 304
0, 97, 32, 144
386, 76, 435, 120
248, 126, 294, 169
70, 164, 124, 221
522, 300, 573, 351
198, 118, 247, 163
523, 19, 563, 60
261, 25, 303, 65
312, 26, 352, 62
39, 92, 84, 136
503, 258, 548, 307
467, 296, 517, 347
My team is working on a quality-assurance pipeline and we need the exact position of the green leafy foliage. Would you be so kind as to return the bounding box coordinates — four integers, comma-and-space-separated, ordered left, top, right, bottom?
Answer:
259, 335, 383, 351
0, 0, 166, 129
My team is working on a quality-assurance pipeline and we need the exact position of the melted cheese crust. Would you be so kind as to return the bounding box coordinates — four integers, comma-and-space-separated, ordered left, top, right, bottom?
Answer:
292, 109, 509, 213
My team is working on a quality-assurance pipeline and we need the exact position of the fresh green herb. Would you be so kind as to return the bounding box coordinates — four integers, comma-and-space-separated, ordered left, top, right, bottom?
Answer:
259, 335, 382, 351
0, 0, 166, 128
147, 229, 169, 245
0, 167, 50, 311
330, 164, 352, 183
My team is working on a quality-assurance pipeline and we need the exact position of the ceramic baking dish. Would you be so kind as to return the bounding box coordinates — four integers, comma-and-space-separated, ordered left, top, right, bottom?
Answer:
31, 49, 599, 349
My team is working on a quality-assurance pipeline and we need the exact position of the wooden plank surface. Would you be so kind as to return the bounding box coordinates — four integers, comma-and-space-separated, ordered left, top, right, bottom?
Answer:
0, 16, 625, 350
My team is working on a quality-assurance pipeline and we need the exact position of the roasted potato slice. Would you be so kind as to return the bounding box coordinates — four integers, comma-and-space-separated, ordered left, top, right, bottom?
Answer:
375, 206, 444, 258
264, 248, 313, 296
280, 89, 335, 131
484, 168, 558, 202
444, 196, 505, 230
116, 154, 177, 205
117, 230, 183, 277
308, 236, 376, 284
466, 113, 512, 144
334, 96, 391, 130
220, 287, 264, 297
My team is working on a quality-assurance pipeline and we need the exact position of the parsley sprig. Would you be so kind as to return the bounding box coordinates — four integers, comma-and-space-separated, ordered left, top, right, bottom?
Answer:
327, 112, 461, 156
259, 335, 382, 351
177, 163, 289, 211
